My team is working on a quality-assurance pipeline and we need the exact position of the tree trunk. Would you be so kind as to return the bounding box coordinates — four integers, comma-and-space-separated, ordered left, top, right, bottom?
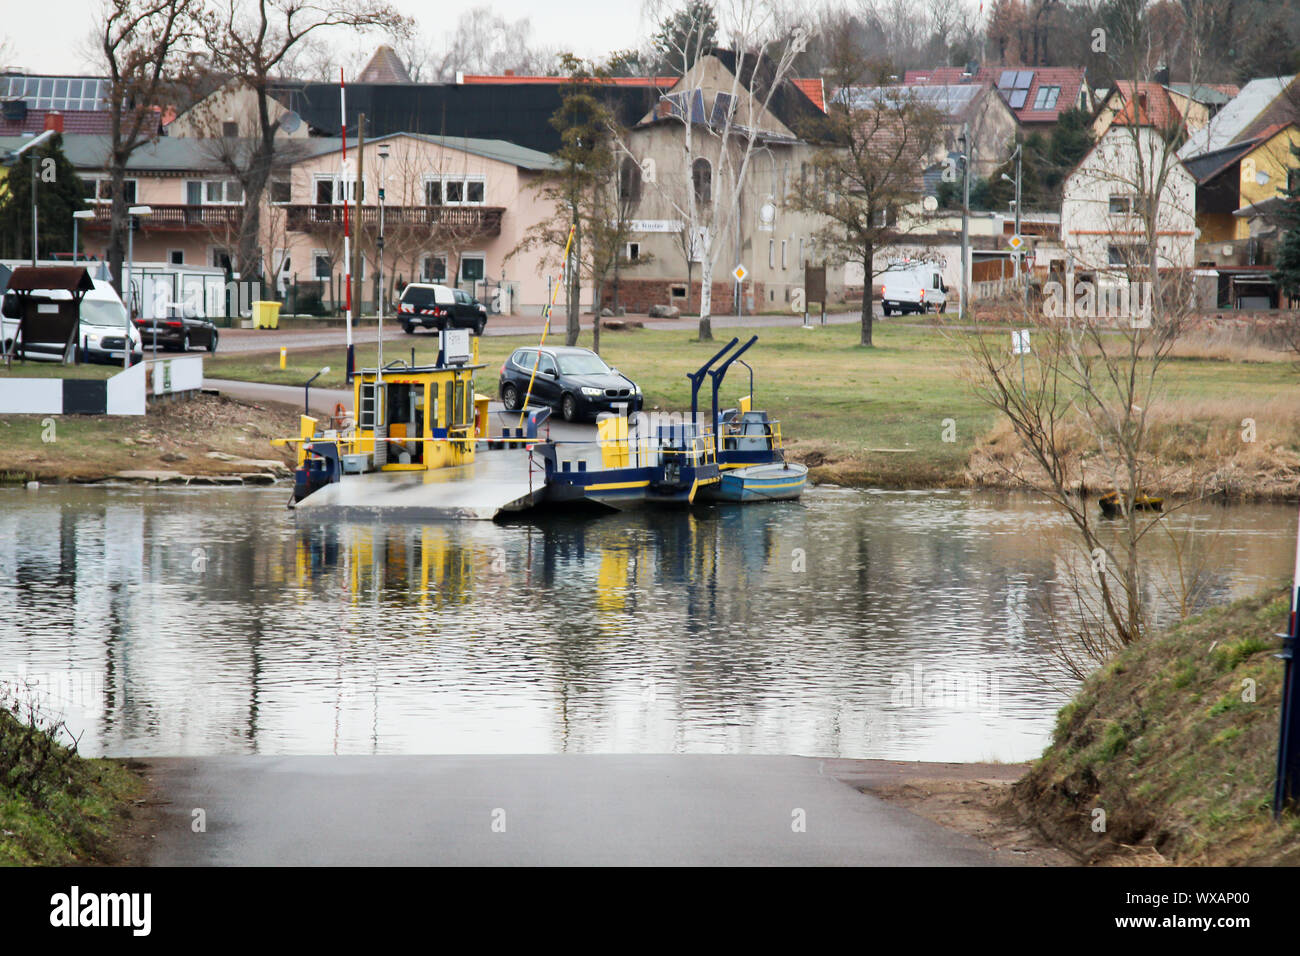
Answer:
592, 278, 603, 354
107, 161, 129, 299
861, 245, 874, 347
698, 258, 714, 341
566, 221, 581, 346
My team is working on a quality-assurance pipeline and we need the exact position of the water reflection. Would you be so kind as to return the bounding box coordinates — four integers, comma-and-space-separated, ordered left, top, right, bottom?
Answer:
0, 485, 1293, 761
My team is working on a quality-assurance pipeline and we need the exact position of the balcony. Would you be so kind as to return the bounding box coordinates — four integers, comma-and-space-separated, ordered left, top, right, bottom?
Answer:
83, 204, 244, 230
284, 204, 505, 237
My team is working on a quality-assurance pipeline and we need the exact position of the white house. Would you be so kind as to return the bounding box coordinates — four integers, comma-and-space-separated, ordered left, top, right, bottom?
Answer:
1061, 105, 1196, 282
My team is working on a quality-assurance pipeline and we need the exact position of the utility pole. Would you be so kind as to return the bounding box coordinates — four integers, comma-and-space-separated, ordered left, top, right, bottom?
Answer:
960, 123, 971, 323
31, 149, 38, 266
352, 113, 365, 341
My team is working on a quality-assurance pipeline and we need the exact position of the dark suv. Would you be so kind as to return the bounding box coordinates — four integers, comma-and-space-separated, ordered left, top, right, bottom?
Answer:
398, 282, 487, 335
499, 346, 643, 422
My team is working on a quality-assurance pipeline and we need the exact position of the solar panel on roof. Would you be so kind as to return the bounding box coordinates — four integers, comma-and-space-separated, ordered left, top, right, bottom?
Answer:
998, 70, 1017, 90
1015, 71, 1034, 89
1008, 89, 1028, 109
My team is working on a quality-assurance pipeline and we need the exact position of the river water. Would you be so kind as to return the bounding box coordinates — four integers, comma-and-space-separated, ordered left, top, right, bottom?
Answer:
0, 485, 1293, 761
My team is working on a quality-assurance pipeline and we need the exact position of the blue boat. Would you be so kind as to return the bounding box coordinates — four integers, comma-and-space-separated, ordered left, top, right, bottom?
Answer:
713, 461, 808, 502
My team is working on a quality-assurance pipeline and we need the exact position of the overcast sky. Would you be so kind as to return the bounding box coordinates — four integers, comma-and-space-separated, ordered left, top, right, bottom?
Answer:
0, 0, 653, 76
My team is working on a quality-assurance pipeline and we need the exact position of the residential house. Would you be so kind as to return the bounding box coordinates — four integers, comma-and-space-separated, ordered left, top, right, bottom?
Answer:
903, 66, 1094, 129
1184, 122, 1300, 307
1, 129, 564, 313
836, 84, 1017, 178
608, 51, 845, 314
1093, 81, 1240, 140
1060, 100, 1196, 281
1, 72, 120, 136
1178, 75, 1299, 159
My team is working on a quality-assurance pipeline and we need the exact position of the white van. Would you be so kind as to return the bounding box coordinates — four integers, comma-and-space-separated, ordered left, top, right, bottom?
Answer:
880, 264, 948, 315
1, 278, 142, 364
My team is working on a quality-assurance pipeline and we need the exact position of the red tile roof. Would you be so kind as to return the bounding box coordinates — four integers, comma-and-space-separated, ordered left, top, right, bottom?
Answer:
458, 73, 828, 111
792, 77, 825, 112
0, 109, 115, 136
458, 74, 677, 87
902, 66, 1088, 124
1108, 82, 1179, 129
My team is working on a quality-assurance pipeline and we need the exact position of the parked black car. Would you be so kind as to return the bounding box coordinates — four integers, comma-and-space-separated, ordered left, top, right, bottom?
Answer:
499, 346, 642, 422
398, 282, 487, 335
132, 304, 219, 352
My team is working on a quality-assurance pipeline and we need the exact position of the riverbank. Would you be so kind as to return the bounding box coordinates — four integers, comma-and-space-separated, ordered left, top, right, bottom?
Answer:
881, 590, 1300, 866
0, 393, 298, 485
203, 321, 1300, 499
0, 709, 145, 865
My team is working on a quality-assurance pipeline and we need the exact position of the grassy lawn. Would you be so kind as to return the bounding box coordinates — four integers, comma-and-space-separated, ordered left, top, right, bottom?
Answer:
206, 320, 1300, 490
0, 361, 119, 379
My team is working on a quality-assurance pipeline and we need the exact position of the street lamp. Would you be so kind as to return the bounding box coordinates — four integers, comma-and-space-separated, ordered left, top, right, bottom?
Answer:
376, 142, 389, 380
1000, 140, 1025, 309
125, 205, 152, 368
72, 209, 94, 264
958, 125, 972, 323
305, 366, 331, 415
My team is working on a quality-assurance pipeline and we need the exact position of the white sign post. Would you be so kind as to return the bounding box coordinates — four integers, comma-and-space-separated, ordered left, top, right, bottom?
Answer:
1012, 329, 1030, 395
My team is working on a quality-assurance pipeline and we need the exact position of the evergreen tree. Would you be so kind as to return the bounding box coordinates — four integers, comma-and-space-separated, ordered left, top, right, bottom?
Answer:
0, 134, 88, 261
1272, 142, 1300, 302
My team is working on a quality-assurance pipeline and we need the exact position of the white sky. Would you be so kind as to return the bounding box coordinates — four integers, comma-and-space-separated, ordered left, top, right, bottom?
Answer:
0, 0, 653, 76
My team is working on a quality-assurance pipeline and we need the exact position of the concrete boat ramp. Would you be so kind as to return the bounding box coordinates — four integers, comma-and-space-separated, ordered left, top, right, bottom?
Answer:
294, 449, 544, 520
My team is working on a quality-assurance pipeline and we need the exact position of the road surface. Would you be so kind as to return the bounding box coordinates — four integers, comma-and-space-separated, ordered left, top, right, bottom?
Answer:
142, 755, 1000, 866
215, 309, 877, 355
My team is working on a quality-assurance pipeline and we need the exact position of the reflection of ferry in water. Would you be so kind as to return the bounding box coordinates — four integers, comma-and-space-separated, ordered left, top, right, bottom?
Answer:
275, 331, 806, 520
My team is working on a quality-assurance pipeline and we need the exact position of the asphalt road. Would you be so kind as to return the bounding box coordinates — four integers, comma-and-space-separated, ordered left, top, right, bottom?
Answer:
216, 309, 875, 355
142, 755, 999, 866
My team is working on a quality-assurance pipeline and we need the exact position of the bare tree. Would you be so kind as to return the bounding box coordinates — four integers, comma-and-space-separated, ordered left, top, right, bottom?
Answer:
201, 0, 409, 284
641, 0, 809, 340
960, 3, 1203, 664
793, 29, 945, 346
97, 0, 202, 297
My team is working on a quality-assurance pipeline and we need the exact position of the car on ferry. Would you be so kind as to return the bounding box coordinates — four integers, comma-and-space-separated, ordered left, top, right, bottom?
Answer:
499, 346, 642, 422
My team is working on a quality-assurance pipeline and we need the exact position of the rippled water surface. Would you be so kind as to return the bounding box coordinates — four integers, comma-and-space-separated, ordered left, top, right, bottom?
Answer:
0, 485, 1293, 761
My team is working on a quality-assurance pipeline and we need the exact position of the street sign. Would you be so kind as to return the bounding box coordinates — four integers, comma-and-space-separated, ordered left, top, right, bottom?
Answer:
1008, 235, 1025, 251
732, 264, 748, 283
1012, 329, 1031, 355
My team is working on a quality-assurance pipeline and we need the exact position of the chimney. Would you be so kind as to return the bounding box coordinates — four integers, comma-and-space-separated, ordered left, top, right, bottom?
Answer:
504, 69, 515, 77
43, 110, 63, 133
1154, 64, 1170, 86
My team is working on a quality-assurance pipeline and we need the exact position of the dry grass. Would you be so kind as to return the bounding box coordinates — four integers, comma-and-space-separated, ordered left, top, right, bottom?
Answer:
1013, 590, 1300, 866
0, 395, 298, 483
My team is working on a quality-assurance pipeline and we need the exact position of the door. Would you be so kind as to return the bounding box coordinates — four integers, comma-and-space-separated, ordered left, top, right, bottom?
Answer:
453, 289, 475, 326
533, 352, 562, 407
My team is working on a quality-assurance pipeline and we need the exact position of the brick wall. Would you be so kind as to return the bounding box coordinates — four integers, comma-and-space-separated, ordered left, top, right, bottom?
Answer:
604, 278, 767, 315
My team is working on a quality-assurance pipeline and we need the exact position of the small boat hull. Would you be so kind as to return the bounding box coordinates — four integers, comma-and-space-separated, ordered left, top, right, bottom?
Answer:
711, 462, 807, 502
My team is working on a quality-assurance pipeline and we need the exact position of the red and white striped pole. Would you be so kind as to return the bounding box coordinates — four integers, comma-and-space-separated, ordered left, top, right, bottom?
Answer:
340, 69, 354, 383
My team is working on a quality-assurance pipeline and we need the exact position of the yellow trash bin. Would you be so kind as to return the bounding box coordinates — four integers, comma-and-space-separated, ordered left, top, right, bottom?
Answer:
252, 300, 281, 329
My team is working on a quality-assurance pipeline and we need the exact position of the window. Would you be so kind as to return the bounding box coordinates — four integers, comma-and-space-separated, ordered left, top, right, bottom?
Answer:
425, 180, 442, 205
460, 255, 485, 282
626, 241, 640, 262
168, 249, 184, 265
222, 120, 238, 138
89, 178, 137, 204
313, 251, 331, 279
619, 157, 642, 204
781, 240, 788, 270
205, 180, 243, 204
692, 158, 712, 205
211, 247, 233, 271
270, 178, 291, 204
421, 255, 447, 282
537, 353, 557, 376
466, 181, 484, 204
445, 180, 464, 203
1108, 195, 1134, 214
1032, 86, 1061, 111
768, 239, 775, 268
315, 175, 361, 205
670, 285, 687, 298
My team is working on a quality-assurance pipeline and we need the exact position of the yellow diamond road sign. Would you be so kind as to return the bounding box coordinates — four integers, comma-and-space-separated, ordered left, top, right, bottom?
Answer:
1008, 235, 1025, 251
732, 264, 748, 283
